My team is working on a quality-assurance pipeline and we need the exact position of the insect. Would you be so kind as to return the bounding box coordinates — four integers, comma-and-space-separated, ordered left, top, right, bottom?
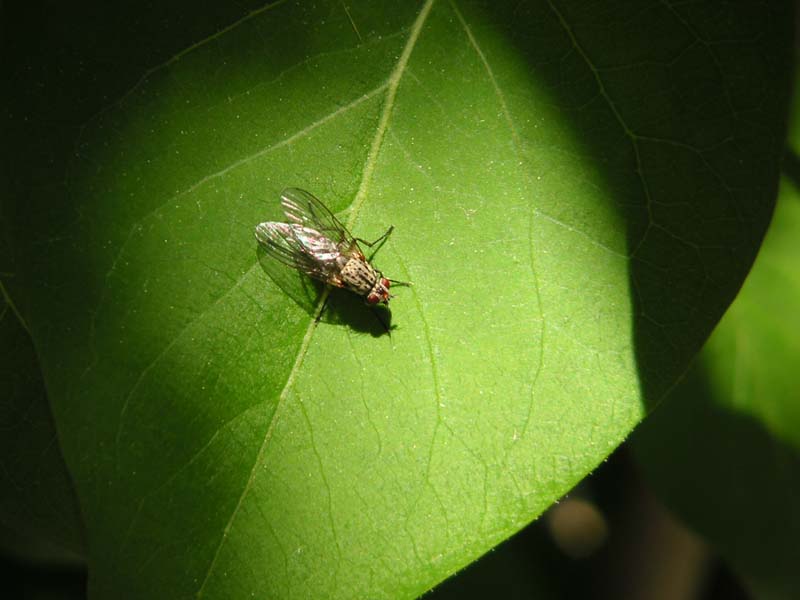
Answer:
255, 188, 406, 305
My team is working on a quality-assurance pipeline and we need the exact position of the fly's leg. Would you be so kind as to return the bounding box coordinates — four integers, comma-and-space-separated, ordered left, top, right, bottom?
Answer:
355, 226, 394, 261
355, 225, 394, 247
355, 226, 412, 288
387, 278, 412, 287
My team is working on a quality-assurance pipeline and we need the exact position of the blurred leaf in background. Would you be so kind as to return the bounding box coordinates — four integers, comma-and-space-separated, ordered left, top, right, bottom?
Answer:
1, 0, 794, 598
0, 274, 86, 594
0, 291, 84, 556
633, 173, 800, 599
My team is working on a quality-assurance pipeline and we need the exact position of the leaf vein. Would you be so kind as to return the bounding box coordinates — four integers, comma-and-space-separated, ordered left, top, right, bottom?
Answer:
99, 83, 388, 308
113, 264, 260, 474
544, 0, 657, 255
86, 84, 388, 381
195, 1, 436, 594
344, 0, 436, 229
0, 279, 31, 334
80, 0, 290, 126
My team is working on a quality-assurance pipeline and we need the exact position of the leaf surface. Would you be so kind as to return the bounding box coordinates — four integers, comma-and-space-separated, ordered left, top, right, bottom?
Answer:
633, 179, 800, 600
634, 75, 800, 600
0, 290, 84, 557
3, 0, 792, 597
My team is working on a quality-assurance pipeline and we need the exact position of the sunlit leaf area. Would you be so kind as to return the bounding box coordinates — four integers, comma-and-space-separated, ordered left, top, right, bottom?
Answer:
2, 1, 796, 598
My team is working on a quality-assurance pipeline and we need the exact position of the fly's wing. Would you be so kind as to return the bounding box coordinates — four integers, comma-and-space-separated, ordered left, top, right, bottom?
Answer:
280, 188, 355, 248
254, 222, 344, 287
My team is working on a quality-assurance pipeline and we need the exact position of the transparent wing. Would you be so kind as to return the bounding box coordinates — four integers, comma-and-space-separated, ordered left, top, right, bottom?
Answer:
280, 188, 354, 246
254, 222, 344, 287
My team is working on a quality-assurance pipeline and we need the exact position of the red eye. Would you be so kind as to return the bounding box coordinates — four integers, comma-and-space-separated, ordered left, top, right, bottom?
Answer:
366, 293, 380, 305
381, 278, 390, 289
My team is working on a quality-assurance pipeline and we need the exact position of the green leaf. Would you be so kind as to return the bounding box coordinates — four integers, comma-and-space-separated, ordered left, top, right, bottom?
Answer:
633, 180, 800, 599
633, 75, 800, 599
0, 287, 84, 557
4, 0, 792, 597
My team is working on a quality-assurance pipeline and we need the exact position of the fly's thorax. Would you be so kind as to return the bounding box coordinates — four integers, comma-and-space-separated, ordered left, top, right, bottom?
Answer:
340, 256, 378, 295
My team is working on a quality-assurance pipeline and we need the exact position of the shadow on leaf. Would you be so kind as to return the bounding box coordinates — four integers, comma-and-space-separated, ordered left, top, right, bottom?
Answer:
633, 358, 800, 597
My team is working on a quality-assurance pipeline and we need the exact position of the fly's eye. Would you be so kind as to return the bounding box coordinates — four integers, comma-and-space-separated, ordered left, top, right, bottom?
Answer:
366, 293, 380, 305
381, 277, 391, 289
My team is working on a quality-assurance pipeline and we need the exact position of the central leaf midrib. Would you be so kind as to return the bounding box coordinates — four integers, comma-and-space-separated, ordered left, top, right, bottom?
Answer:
194, 0, 437, 596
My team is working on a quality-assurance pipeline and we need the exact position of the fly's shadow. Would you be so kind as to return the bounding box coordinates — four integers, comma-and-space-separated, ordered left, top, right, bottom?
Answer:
256, 245, 393, 336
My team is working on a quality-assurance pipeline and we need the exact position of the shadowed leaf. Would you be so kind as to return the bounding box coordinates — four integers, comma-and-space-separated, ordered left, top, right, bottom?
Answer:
3, 0, 792, 597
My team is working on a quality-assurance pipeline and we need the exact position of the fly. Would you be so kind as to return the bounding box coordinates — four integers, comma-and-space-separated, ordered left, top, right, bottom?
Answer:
255, 188, 407, 305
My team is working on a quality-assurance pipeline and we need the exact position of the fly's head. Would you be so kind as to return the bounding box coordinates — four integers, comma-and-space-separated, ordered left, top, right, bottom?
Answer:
366, 277, 392, 305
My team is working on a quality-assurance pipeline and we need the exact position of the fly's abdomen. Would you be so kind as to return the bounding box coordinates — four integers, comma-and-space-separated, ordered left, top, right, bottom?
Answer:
340, 257, 377, 296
